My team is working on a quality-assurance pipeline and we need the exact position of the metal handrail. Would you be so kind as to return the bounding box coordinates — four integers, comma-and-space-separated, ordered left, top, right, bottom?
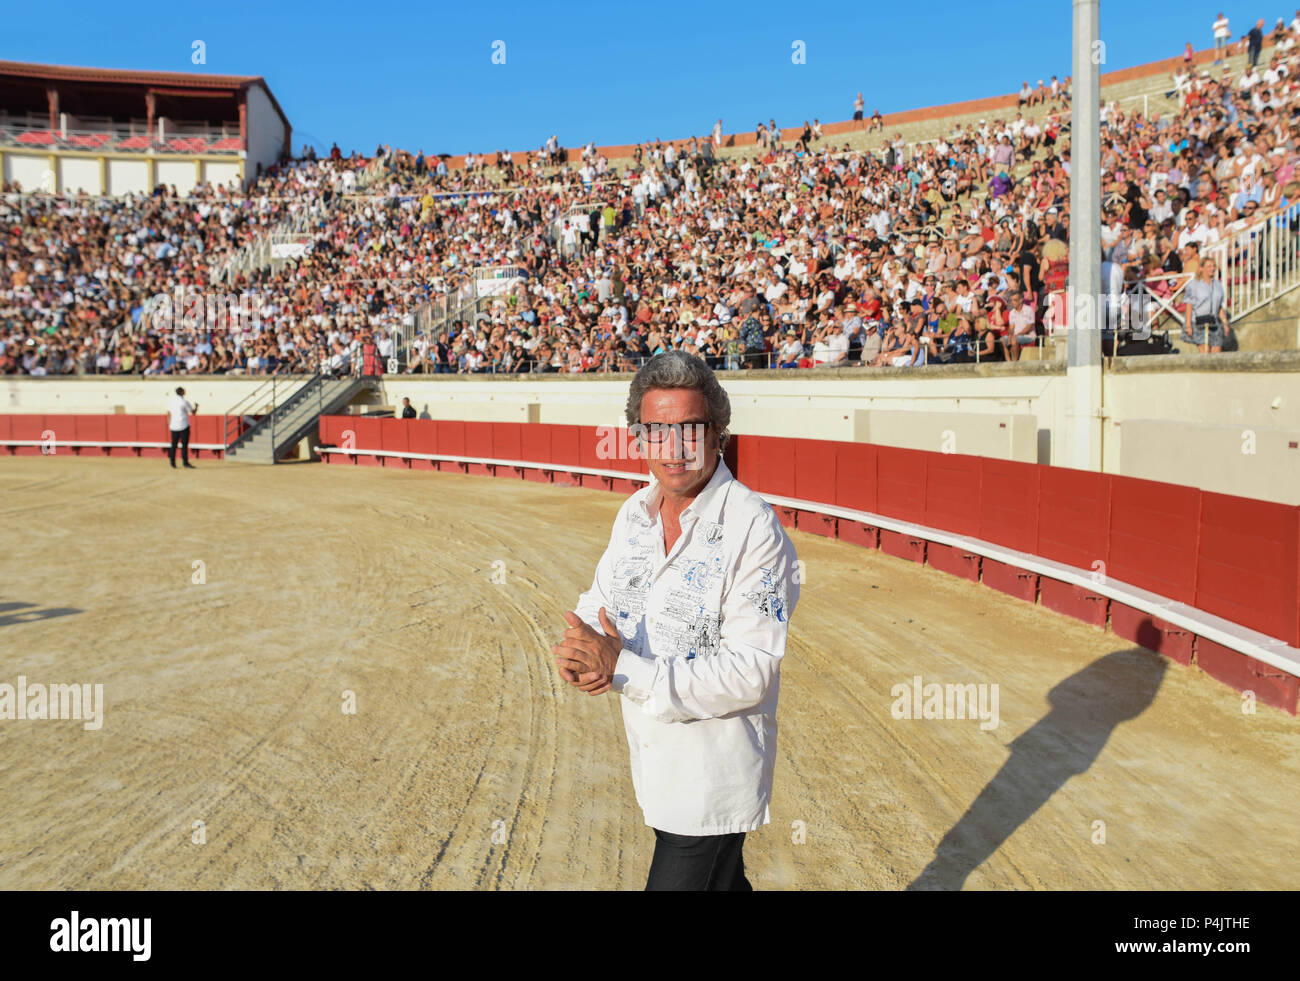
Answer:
231, 374, 319, 448
1205, 204, 1300, 323
224, 374, 281, 449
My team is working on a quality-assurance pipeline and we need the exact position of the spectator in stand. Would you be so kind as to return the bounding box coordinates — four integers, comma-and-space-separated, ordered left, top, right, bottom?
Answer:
1214, 13, 1231, 63
1184, 256, 1230, 353
853, 92, 865, 127
1247, 18, 1266, 68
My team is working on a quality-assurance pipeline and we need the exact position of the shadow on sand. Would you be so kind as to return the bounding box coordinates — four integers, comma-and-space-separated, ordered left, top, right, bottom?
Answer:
907, 624, 1169, 891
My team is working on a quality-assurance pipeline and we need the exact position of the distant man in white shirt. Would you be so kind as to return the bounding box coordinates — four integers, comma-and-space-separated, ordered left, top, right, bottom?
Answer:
1213, 13, 1231, 62
554, 351, 799, 890
167, 386, 198, 469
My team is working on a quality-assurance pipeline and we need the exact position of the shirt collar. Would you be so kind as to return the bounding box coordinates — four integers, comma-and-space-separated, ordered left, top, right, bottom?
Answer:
638, 455, 734, 524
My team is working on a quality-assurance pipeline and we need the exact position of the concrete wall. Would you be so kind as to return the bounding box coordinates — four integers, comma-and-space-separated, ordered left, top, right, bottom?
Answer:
59, 156, 99, 195
106, 157, 147, 196
3, 151, 48, 192
1, 376, 273, 417
854, 409, 1040, 462
5, 354, 1299, 503
155, 158, 196, 196
1106, 356, 1300, 504
245, 84, 285, 180
202, 159, 242, 190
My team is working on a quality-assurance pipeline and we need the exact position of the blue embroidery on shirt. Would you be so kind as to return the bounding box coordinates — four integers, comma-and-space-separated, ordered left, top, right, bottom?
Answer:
743, 565, 788, 622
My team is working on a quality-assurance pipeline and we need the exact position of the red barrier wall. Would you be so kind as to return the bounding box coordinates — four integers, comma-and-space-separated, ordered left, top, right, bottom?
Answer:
6, 412, 1299, 710
1037, 467, 1111, 571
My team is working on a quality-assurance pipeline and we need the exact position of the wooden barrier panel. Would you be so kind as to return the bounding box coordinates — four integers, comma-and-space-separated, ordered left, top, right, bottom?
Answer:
981, 559, 1038, 603
795, 510, 837, 538
728, 434, 760, 490
352, 417, 384, 466
520, 421, 550, 466
927, 543, 981, 581
105, 415, 138, 455
436, 420, 466, 460
757, 436, 797, 498
380, 418, 409, 467
1196, 637, 1299, 714
1110, 603, 1194, 665
577, 425, 605, 473
1037, 467, 1111, 572
880, 528, 926, 564
74, 414, 108, 445
1040, 578, 1109, 627
793, 439, 837, 506
464, 421, 493, 474
549, 425, 581, 467
924, 453, 982, 537
1196, 492, 1300, 647
834, 441, 877, 513
10, 415, 43, 456
836, 520, 880, 549
875, 446, 927, 524
492, 422, 522, 465
1107, 475, 1200, 605
977, 458, 1040, 554
407, 419, 438, 469
190, 415, 217, 444
137, 416, 168, 457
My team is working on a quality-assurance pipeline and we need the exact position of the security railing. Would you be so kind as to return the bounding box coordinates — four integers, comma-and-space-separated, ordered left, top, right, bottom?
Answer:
0, 116, 243, 155
1205, 204, 1300, 322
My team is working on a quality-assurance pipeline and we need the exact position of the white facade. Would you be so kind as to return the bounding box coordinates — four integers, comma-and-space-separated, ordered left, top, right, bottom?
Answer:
244, 82, 287, 179
58, 156, 99, 194
155, 158, 196, 196
106, 157, 148, 196
2, 151, 49, 192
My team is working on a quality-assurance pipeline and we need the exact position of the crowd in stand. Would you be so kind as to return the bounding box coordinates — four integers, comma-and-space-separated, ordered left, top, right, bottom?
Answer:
5, 18, 1300, 376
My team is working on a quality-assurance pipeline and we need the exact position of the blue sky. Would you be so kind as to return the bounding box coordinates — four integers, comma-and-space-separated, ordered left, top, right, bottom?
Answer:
12, 1, 1279, 155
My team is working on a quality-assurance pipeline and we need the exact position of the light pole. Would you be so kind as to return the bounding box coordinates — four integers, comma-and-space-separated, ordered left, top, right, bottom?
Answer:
1067, 0, 1103, 470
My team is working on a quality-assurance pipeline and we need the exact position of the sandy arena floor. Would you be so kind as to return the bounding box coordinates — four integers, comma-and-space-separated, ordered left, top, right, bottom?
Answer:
1, 455, 1297, 890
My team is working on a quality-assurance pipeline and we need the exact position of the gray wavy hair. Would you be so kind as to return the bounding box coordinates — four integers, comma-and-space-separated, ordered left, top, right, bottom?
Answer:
625, 350, 731, 453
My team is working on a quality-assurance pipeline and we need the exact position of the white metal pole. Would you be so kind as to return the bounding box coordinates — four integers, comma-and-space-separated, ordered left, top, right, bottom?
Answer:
1067, 0, 1103, 470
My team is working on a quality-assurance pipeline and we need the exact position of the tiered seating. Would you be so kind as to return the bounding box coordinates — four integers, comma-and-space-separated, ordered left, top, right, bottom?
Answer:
16, 130, 56, 145
164, 137, 209, 153
67, 133, 112, 149
208, 137, 243, 152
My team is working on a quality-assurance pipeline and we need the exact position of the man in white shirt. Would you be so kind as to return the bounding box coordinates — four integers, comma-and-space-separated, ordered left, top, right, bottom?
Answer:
554, 350, 799, 890
167, 386, 198, 469
1214, 13, 1231, 63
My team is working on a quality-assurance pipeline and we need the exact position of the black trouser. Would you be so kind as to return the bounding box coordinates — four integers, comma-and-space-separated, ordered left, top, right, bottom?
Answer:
168, 426, 190, 465
645, 829, 751, 891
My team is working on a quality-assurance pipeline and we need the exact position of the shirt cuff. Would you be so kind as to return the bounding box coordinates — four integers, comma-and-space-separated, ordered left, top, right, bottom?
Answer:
612, 648, 658, 699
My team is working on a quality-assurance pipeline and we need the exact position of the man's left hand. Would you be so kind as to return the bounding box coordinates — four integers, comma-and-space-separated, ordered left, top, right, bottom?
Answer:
553, 608, 622, 693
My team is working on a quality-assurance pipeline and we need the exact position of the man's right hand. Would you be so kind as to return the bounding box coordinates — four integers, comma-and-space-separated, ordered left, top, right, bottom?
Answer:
558, 663, 612, 696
